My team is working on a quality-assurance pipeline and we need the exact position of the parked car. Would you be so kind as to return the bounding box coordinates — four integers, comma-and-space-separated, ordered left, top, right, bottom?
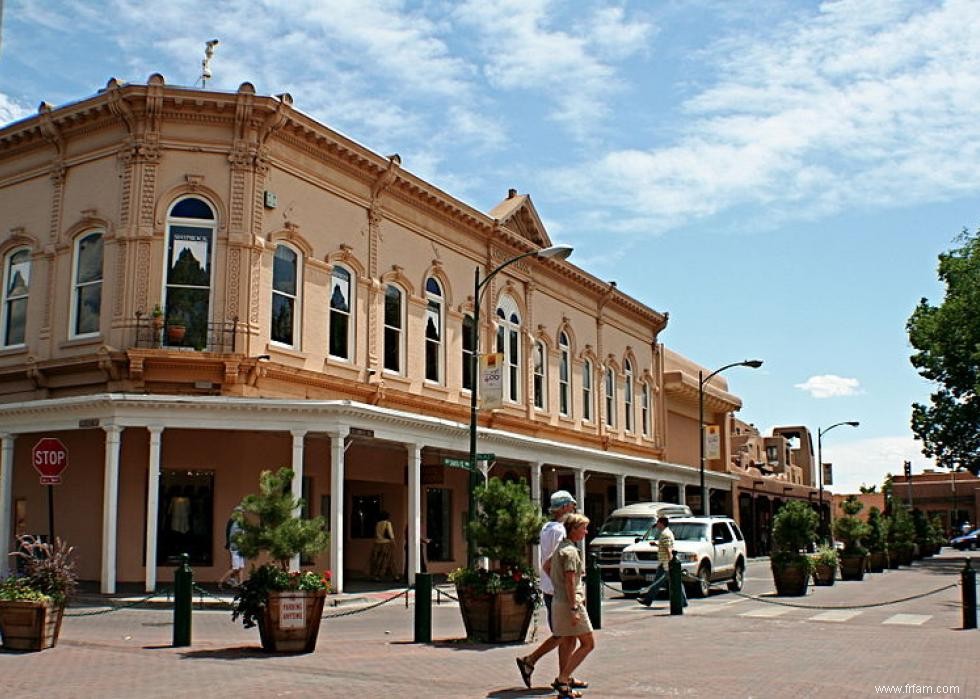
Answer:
588, 502, 693, 581
619, 516, 747, 598
950, 528, 980, 550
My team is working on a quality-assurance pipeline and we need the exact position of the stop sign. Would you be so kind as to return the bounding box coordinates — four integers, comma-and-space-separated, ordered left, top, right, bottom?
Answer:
32, 437, 69, 485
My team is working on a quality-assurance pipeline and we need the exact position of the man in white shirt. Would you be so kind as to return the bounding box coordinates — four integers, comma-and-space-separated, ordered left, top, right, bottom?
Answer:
517, 490, 588, 694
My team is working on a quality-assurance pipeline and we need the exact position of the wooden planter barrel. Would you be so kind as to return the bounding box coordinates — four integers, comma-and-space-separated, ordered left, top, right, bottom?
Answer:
867, 551, 887, 573
812, 563, 836, 586
840, 554, 866, 581
257, 590, 326, 653
456, 586, 533, 643
771, 561, 810, 596
0, 600, 64, 651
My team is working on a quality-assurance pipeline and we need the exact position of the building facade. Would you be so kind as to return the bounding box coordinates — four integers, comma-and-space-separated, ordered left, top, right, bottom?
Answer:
0, 76, 745, 592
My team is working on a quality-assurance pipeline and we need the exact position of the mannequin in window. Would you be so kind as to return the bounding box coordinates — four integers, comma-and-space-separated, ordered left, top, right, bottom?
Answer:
369, 511, 396, 581
168, 486, 192, 535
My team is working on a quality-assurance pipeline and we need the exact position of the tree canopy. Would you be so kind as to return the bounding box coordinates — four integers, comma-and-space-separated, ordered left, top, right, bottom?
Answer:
907, 230, 980, 475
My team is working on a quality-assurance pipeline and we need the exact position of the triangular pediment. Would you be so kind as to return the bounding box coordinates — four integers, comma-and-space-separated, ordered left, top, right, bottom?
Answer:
488, 191, 553, 248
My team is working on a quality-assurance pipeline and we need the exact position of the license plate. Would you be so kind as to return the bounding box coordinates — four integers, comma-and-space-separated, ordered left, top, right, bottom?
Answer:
644, 573, 658, 582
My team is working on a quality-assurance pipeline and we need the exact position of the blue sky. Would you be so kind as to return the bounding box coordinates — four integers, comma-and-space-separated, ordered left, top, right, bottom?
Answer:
1, 0, 975, 492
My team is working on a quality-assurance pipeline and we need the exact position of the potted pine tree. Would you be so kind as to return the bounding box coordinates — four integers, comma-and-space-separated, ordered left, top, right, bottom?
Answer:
889, 505, 916, 566
770, 500, 818, 596
449, 477, 545, 643
833, 495, 870, 581
866, 507, 889, 572
811, 545, 838, 586
231, 467, 331, 653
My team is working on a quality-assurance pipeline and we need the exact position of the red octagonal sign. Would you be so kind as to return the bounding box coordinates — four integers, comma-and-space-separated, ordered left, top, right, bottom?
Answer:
32, 437, 69, 485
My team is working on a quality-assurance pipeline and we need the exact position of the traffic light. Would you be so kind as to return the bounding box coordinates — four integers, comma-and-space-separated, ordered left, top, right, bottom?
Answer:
903, 460, 912, 479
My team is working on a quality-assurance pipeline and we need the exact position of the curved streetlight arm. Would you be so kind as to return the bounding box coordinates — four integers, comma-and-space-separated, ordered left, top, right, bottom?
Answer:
816, 420, 859, 541
818, 420, 860, 439
700, 359, 764, 387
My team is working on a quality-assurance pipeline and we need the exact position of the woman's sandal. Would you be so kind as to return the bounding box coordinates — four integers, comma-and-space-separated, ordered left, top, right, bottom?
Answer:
554, 683, 583, 699
553, 677, 589, 690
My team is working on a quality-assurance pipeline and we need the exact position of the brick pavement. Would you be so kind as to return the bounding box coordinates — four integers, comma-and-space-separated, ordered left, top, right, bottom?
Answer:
1, 552, 977, 699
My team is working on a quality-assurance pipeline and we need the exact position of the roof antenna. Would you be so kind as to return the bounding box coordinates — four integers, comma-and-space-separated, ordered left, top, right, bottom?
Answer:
200, 39, 220, 87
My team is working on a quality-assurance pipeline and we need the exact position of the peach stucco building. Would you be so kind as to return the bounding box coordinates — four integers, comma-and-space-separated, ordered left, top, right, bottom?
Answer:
0, 76, 745, 593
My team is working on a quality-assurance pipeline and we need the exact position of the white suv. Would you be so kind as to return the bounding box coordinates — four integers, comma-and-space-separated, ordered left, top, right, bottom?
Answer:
618, 516, 747, 598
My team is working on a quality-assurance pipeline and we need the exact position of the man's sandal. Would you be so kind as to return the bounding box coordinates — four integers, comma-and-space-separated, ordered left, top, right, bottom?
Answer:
516, 656, 534, 689
553, 677, 589, 690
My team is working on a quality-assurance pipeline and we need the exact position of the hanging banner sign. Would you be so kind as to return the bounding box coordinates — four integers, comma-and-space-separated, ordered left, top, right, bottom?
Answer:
704, 425, 721, 460
823, 463, 833, 486
479, 353, 504, 410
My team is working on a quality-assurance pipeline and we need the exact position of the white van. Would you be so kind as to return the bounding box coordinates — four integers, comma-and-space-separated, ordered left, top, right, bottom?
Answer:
588, 502, 693, 580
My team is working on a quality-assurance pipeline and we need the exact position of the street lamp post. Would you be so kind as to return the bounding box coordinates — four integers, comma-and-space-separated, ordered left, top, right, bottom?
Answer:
466, 244, 572, 566
817, 420, 860, 541
698, 359, 763, 516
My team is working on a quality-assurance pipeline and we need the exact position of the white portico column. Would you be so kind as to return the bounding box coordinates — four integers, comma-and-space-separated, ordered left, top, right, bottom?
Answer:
677, 482, 687, 506
328, 428, 349, 593
290, 429, 307, 572
144, 426, 163, 592
650, 478, 661, 502
407, 443, 421, 585
616, 473, 626, 509
530, 462, 543, 571
574, 469, 587, 555
0, 433, 15, 578
101, 425, 123, 594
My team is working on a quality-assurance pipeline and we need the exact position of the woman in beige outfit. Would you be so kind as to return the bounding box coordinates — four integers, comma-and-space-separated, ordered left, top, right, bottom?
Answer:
548, 513, 595, 699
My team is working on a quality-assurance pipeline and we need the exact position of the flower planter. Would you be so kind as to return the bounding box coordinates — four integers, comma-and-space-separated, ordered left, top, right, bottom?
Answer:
771, 561, 810, 596
0, 599, 64, 651
167, 324, 186, 343
257, 589, 326, 653
868, 551, 887, 573
840, 554, 866, 581
812, 563, 836, 586
456, 586, 533, 643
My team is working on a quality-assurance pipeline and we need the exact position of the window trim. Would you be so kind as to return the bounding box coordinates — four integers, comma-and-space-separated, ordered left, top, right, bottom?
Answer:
641, 381, 651, 437
328, 263, 355, 361
424, 277, 444, 384
558, 331, 571, 417
582, 358, 594, 423
69, 230, 105, 340
382, 282, 406, 375
604, 365, 616, 428
271, 242, 302, 350
461, 313, 476, 393
624, 359, 635, 433
533, 339, 547, 411
1, 247, 30, 348
495, 296, 522, 404
163, 196, 217, 349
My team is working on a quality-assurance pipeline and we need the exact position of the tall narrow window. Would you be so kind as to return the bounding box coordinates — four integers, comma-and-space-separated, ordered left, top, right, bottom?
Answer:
533, 340, 547, 410
383, 284, 404, 373
2, 248, 30, 346
558, 331, 570, 417
582, 359, 593, 422
495, 296, 521, 403
164, 198, 214, 348
462, 314, 475, 391
72, 231, 104, 337
271, 244, 299, 347
424, 277, 443, 383
641, 382, 651, 437
329, 265, 353, 360
624, 359, 634, 432
604, 366, 616, 428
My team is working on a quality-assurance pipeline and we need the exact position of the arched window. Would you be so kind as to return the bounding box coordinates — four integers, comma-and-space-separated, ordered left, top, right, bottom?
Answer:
383, 283, 405, 374
582, 358, 593, 422
624, 359, 634, 432
329, 265, 354, 360
558, 331, 571, 417
272, 244, 300, 348
462, 314, 475, 391
1, 248, 30, 346
164, 197, 215, 348
71, 231, 103, 337
424, 277, 443, 383
496, 296, 521, 403
641, 381, 651, 437
533, 340, 547, 410
604, 366, 616, 428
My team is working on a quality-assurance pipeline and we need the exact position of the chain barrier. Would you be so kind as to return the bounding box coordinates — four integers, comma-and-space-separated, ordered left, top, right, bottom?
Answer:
65, 590, 169, 617
726, 581, 960, 610
323, 588, 410, 618
191, 584, 235, 609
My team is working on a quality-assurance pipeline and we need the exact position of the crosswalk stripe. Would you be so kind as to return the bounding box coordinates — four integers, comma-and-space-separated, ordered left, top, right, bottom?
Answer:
739, 606, 789, 618
809, 610, 862, 623
882, 614, 932, 626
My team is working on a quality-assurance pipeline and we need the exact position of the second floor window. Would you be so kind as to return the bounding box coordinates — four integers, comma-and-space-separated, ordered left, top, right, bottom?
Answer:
383, 284, 404, 373
164, 197, 214, 349
641, 382, 651, 436
424, 277, 443, 382
496, 296, 521, 403
72, 231, 104, 337
624, 359, 634, 432
582, 359, 593, 422
329, 265, 353, 360
462, 314, 475, 391
2, 248, 30, 346
533, 340, 547, 410
271, 244, 299, 347
604, 366, 616, 428
558, 331, 570, 416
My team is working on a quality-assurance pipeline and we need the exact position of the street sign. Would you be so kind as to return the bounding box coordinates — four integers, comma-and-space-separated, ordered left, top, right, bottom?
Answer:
475, 453, 496, 461
442, 457, 475, 471
32, 437, 69, 485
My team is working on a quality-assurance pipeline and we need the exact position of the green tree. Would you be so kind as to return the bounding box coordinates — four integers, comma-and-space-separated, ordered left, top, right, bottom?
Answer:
866, 507, 889, 554
833, 495, 870, 556
907, 229, 980, 475
466, 477, 545, 568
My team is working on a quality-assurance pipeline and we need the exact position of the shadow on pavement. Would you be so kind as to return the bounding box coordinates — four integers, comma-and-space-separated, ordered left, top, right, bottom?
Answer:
486, 688, 554, 698
176, 645, 274, 659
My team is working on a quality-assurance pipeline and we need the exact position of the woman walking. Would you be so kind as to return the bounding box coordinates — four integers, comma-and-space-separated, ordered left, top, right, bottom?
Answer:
548, 513, 595, 699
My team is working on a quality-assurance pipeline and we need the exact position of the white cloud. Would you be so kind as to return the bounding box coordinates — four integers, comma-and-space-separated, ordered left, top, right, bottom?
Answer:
824, 434, 930, 494
794, 374, 862, 399
0, 93, 33, 127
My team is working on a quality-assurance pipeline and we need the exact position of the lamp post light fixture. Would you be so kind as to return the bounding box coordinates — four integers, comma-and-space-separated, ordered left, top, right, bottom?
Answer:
466, 243, 572, 566
816, 420, 859, 541
698, 359, 763, 516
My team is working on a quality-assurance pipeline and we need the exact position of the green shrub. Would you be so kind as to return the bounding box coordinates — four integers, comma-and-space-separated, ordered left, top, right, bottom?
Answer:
833, 495, 870, 556
771, 500, 818, 571
866, 507, 888, 553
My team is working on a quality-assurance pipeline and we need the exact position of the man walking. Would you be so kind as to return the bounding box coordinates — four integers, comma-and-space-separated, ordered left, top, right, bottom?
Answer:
636, 516, 687, 607
516, 490, 588, 694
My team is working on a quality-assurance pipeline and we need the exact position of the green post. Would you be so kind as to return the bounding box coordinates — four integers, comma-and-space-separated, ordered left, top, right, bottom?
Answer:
963, 558, 977, 630
173, 553, 192, 647
414, 572, 432, 643
585, 552, 602, 630
668, 553, 684, 616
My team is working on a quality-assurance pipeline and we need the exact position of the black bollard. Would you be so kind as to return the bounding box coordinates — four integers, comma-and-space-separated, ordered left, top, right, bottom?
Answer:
414, 573, 432, 643
585, 552, 602, 630
963, 558, 977, 630
669, 552, 684, 616
173, 553, 192, 647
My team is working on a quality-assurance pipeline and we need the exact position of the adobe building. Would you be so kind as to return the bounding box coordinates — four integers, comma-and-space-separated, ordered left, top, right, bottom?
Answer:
891, 469, 979, 535
0, 76, 746, 592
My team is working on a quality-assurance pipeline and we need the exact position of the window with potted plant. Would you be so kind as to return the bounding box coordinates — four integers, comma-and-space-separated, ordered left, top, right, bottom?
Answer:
0, 535, 77, 651
833, 495, 870, 581
448, 477, 545, 643
769, 500, 818, 596
230, 467, 331, 653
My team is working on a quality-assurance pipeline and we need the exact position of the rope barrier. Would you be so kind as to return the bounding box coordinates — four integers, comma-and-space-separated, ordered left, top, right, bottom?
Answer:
65, 590, 169, 617
726, 581, 960, 610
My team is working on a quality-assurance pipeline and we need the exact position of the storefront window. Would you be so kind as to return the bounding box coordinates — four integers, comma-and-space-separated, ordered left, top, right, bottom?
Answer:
157, 470, 214, 566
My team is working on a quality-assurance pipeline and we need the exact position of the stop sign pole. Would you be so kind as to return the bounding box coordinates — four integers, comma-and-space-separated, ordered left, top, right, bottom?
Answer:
32, 437, 69, 543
